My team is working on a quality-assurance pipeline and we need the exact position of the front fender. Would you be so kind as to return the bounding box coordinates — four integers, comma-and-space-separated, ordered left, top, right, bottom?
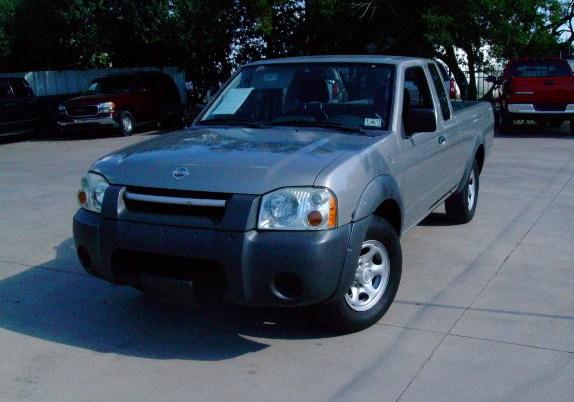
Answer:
352, 174, 404, 225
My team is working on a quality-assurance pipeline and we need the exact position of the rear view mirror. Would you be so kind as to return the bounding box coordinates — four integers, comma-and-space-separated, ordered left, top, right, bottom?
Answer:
405, 108, 436, 135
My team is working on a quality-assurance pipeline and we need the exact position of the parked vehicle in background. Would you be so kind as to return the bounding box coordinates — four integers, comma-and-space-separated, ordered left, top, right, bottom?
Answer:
324, 67, 348, 103
435, 59, 461, 100
58, 71, 182, 136
0, 77, 38, 139
492, 58, 574, 134
73, 56, 493, 333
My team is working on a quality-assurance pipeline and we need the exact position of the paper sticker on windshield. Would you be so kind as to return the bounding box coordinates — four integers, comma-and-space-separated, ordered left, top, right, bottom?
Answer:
364, 118, 382, 128
212, 88, 254, 115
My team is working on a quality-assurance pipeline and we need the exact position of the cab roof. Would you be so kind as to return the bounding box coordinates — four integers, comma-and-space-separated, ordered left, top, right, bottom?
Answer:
245, 55, 430, 67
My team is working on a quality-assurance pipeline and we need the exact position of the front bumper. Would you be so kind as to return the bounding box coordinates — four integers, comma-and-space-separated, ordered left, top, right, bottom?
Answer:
73, 208, 368, 307
58, 115, 118, 129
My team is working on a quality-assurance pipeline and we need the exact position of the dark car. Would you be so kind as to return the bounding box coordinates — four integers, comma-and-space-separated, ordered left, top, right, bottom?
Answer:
58, 71, 182, 136
0, 77, 38, 139
491, 58, 574, 134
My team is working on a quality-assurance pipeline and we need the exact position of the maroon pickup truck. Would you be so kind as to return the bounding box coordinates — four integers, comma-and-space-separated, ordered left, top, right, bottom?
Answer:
493, 58, 574, 134
58, 71, 182, 136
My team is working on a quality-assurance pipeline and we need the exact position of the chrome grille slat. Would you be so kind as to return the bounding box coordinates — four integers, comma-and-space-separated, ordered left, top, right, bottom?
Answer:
124, 191, 226, 208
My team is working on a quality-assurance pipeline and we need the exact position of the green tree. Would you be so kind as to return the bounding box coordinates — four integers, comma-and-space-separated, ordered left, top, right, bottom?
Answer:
0, 0, 16, 63
424, 0, 571, 99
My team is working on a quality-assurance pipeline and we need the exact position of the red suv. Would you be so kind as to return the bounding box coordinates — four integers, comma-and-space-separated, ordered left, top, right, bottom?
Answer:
58, 72, 182, 136
494, 58, 574, 134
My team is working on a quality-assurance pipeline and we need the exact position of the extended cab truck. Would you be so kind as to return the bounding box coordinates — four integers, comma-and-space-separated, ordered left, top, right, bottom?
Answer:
494, 58, 574, 134
73, 56, 494, 333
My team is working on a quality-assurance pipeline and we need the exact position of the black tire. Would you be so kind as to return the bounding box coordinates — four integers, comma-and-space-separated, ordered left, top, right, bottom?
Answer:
445, 160, 479, 224
117, 111, 135, 136
499, 112, 513, 134
570, 120, 574, 136
317, 216, 402, 334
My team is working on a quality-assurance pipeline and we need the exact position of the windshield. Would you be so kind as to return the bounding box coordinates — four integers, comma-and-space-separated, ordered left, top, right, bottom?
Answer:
200, 63, 395, 131
511, 61, 571, 78
87, 77, 135, 94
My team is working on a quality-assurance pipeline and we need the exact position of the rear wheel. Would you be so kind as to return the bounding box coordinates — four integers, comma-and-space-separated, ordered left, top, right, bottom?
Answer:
445, 160, 479, 224
317, 216, 401, 333
117, 111, 135, 136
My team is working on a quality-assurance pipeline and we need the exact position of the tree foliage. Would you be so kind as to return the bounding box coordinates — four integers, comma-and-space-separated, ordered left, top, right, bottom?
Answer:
0, 0, 572, 100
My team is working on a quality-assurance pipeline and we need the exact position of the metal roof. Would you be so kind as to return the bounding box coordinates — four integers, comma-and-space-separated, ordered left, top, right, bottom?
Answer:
245, 55, 427, 67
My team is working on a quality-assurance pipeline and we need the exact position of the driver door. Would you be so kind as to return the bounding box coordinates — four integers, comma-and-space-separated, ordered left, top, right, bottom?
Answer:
398, 67, 443, 229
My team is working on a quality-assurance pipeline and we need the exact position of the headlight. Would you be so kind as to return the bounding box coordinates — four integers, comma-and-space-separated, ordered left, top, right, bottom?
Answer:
258, 187, 337, 231
78, 172, 109, 213
58, 104, 66, 112
97, 102, 115, 113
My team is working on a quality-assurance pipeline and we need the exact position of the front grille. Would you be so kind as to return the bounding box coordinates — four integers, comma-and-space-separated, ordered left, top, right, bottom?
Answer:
123, 186, 230, 219
67, 105, 99, 117
112, 250, 227, 289
534, 104, 567, 112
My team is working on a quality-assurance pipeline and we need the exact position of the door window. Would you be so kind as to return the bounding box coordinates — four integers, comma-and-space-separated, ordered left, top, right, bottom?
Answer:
403, 67, 434, 110
403, 67, 435, 134
9, 79, 33, 97
0, 80, 13, 99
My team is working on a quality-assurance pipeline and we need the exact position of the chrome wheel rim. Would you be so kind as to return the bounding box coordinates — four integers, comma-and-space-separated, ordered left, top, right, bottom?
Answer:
467, 170, 476, 211
345, 240, 390, 312
122, 115, 133, 134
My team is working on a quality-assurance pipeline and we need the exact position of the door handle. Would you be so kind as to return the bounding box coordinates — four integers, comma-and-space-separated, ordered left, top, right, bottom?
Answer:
438, 136, 447, 146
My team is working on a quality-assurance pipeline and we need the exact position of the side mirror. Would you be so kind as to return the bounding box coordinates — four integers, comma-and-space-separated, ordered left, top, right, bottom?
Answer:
405, 108, 436, 136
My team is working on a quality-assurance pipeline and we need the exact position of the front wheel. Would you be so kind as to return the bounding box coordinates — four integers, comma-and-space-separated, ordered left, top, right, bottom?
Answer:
317, 217, 402, 333
117, 111, 135, 136
445, 160, 479, 224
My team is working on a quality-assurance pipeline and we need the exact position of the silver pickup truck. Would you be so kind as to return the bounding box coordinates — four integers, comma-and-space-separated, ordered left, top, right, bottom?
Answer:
73, 56, 494, 333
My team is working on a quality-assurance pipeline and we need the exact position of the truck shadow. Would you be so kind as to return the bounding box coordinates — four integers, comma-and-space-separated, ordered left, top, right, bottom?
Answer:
418, 212, 452, 226
0, 238, 334, 361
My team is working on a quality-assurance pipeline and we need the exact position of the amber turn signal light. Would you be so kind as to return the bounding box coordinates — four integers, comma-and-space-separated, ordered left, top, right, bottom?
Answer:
77, 190, 87, 206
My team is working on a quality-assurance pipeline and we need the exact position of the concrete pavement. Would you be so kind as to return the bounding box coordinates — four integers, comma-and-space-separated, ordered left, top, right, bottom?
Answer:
0, 126, 573, 402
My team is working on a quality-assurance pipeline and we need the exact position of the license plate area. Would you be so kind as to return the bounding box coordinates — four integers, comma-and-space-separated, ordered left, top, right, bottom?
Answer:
140, 273, 195, 304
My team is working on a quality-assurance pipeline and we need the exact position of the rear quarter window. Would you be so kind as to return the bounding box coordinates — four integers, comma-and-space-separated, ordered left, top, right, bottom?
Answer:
428, 64, 451, 121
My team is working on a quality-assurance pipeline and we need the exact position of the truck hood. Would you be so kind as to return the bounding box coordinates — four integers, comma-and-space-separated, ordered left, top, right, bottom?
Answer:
91, 127, 375, 194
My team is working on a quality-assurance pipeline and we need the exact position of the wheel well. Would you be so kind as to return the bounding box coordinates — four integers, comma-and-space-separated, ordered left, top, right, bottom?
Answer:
374, 199, 402, 235
475, 145, 485, 174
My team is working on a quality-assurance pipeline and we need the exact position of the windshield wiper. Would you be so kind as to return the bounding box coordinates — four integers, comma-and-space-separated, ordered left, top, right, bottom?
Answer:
270, 120, 367, 134
198, 117, 268, 129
